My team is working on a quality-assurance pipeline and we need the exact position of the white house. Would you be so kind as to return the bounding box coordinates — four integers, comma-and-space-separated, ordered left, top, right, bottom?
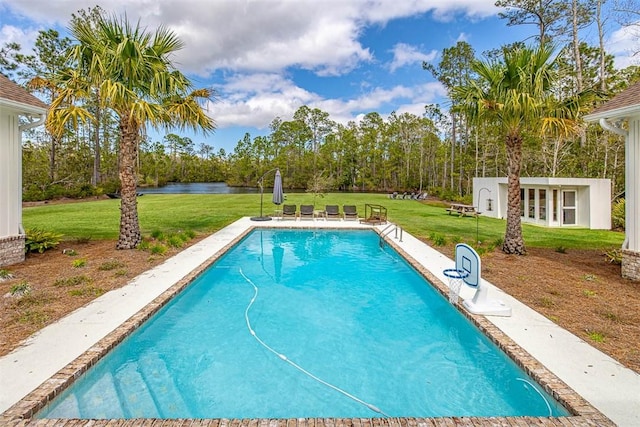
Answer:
0, 74, 48, 266
584, 80, 640, 281
473, 177, 611, 230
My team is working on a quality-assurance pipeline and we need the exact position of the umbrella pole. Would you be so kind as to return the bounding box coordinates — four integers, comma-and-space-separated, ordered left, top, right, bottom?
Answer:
251, 168, 279, 221
259, 180, 264, 218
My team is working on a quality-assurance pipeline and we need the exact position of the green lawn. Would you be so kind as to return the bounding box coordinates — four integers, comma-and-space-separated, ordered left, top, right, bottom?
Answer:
23, 193, 625, 251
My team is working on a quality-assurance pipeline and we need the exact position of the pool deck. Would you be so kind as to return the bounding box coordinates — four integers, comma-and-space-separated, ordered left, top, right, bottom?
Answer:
1, 217, 639, 426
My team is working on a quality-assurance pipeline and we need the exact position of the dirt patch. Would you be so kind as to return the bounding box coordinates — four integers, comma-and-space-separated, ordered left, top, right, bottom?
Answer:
0, 238, 202, 357
2, 235, 639, 376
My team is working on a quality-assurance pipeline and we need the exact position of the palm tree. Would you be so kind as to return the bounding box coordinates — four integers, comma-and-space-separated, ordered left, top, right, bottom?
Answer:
47, 13, 215, 249
455, 45, 579, 255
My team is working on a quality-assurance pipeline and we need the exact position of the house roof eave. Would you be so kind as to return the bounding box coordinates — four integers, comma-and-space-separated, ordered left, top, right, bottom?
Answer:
0, 97, 48, 116
583, 104, 640, 122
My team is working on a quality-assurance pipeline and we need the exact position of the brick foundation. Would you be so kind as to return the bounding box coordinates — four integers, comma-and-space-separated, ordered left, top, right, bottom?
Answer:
621, 249, 640, 281
0, 234, 25, 267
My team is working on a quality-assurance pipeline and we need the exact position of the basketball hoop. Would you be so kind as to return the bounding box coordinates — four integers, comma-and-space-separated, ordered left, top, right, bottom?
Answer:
443, 268, 469, 304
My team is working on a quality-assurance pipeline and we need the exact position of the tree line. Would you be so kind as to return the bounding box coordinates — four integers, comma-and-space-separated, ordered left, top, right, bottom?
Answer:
2, 1, 640, 252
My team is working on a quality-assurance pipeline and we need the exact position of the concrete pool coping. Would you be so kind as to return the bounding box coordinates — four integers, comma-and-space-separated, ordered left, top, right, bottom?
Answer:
0, 217, 638, 426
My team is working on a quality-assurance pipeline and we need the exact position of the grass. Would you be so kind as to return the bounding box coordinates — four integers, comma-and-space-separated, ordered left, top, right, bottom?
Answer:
54, 275, 91, 287
22, 193, 625, 251
71, 258, 87, 268
98, 260, 125, 271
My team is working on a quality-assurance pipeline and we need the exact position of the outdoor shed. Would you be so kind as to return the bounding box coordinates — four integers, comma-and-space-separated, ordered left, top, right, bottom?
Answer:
0, 74, 48, 266
473, 177, 611, 230
584, 80, 640, 280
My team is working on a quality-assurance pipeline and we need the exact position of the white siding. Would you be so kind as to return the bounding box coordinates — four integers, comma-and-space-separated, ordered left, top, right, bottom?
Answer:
0, 109, 21, 238
473, 177, 611, 230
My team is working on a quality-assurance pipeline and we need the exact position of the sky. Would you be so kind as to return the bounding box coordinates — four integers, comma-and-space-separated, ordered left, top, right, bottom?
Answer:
1, 0, 638, 153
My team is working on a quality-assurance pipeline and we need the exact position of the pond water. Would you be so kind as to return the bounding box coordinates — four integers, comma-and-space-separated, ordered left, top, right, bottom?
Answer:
139, 182, 258, 194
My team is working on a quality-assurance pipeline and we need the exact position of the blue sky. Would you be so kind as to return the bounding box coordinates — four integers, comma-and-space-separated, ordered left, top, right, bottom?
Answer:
1, 0, 637, 153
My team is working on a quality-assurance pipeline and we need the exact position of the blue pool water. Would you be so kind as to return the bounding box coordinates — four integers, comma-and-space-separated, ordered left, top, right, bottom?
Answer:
39, 229, 568, 419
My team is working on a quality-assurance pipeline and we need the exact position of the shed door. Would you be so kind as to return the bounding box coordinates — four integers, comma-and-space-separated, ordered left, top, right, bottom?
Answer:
562, 190, 576, 225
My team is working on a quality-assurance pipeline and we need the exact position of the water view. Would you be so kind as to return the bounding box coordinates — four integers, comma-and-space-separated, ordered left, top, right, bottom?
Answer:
139, 182, 258, 194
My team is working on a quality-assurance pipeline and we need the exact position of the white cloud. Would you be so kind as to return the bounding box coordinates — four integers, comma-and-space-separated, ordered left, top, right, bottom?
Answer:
0, 0, 484, 134
388, 43, 438, 72
1, 0, 498, 75
0, 24, 39, 52
359, 0, 498, 24
207, 71, 447, 130
206, 73, 321, 128
456, 32, 469, 42
606, 23, 640, 69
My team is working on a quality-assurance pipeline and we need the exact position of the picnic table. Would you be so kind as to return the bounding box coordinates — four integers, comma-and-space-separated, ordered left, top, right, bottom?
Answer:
446, 203, 478, 217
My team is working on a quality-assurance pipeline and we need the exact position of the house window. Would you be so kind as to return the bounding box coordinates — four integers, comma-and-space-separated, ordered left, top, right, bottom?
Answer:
539, 189, 546, 220
563, 190, 576, 225
528, 188, 535, 218
520, 188, 525, 217
552, 189, 558, 222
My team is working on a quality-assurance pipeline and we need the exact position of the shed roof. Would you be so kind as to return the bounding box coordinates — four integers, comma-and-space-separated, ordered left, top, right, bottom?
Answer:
0, 74, 48, 112
584, 80, 640, 122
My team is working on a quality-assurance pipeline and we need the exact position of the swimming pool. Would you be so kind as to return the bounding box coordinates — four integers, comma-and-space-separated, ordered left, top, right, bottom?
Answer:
37, 229, 568, 419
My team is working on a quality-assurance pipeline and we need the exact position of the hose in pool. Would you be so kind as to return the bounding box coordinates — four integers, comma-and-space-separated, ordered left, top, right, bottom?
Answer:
239, 268, 390, 418
516, 378, 552, 416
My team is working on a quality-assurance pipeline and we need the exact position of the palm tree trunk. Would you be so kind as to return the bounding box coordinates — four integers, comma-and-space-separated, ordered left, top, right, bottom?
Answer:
116, 114, 142, 249
503, 133, 526, 255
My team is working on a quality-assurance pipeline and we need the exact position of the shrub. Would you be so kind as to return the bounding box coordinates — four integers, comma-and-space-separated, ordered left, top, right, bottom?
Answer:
150, 230, 165, 240
604, 249, 622, 265
10, 280, 31, 297
25, 228, 62, 254
587, 330, 605, 343
430, 233, 446, 246
69, 286, 105, 297
54, 275, 91, 287
167, 235, 183, 248
0, 269, 15, 281
99, 179, 121, 195
612, 198, 625, 230
67, 183, 96, 199
72, 258, 87, 268
43, 184, 66, 200
99, 260, 125, 271
150, 244, 167, 255
22, 186, 46, 202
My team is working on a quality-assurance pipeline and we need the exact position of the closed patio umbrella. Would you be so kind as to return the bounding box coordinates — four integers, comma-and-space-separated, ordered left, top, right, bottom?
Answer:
272, 169, 283, 205
251, 168, 282, 221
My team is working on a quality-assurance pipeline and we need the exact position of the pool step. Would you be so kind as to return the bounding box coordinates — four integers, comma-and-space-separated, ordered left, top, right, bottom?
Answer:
77, 371, 124, 418
138, 352, 190, 417
114, 362, 161, 418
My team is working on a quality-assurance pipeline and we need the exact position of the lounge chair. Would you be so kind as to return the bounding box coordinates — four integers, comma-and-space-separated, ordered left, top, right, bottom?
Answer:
325, 205, 340, 220
282, 204, 297, 219
299, 204, 314, 220
343, 205, 358, 220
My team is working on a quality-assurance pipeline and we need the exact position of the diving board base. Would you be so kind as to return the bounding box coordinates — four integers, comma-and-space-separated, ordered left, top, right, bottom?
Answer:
462, 299, 512, 317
